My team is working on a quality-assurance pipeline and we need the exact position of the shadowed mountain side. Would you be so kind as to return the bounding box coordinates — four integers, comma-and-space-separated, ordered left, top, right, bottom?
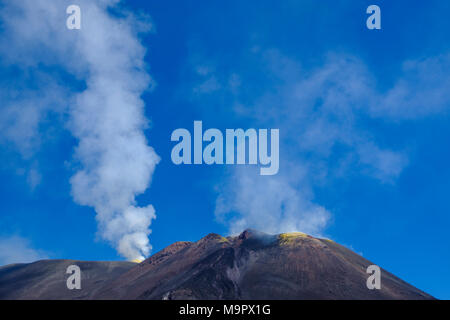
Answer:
94, 230, 434, 300
0, 260, 135, 300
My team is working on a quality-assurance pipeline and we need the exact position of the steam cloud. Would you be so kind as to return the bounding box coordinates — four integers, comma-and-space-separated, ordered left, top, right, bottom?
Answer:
0, 0, 159, 260
193, 51, 450, 236
0, 236, 49, 266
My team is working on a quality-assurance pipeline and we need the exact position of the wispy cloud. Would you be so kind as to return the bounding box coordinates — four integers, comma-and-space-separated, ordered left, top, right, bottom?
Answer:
0, 236, 48, 266
193, 49, 450, 235
372, 54, 450, 119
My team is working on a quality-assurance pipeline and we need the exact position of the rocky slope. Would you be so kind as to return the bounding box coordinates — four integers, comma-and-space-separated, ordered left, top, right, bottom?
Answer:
95, 230, 433, 300
0, 230, 434, 300
0, 260, 135, 299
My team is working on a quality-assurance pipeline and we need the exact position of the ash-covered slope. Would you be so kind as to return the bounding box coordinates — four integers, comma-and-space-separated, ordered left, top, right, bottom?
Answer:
0, 260, 135, 300
95, 230, 434, 300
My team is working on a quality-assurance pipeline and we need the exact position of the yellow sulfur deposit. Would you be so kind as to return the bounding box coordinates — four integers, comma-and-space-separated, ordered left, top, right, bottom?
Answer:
278, 232, 308, 245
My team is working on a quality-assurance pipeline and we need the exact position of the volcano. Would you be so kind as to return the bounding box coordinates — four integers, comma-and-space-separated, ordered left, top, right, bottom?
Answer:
0, 230, 434, 300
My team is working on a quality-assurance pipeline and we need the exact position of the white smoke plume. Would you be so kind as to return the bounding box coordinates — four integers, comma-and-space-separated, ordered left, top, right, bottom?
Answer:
215, 165, 330, 236
0, 0, 159, 260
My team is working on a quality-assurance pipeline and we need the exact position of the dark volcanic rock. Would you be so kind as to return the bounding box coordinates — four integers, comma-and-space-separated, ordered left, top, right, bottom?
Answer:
94, 230, 434, 300
0, 230, 435, 300
0, 260, 135, 300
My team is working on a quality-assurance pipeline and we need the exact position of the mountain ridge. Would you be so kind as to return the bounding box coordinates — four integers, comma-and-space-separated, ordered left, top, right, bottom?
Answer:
0, 230, 435, 300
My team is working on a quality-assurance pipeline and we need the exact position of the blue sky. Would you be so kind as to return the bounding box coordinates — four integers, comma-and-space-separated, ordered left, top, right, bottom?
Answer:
0, 0, 449, 299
